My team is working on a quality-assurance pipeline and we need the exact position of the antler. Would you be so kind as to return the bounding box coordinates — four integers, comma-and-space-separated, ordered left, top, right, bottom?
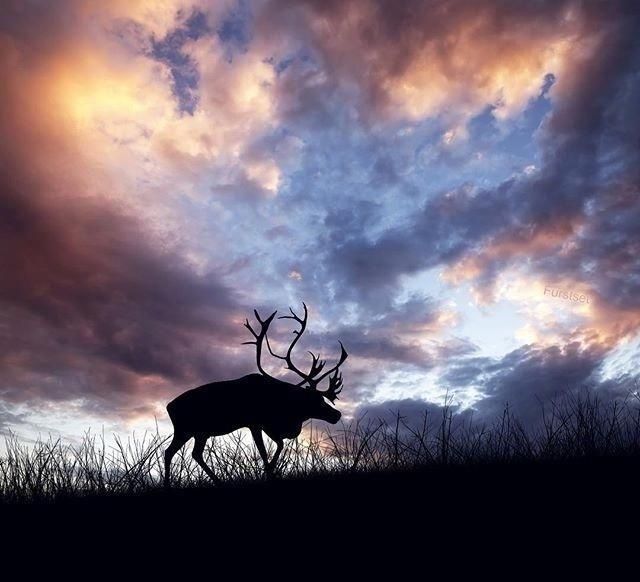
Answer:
265, 303, 315, 385
266, 302, 349, 391
242, 309, 277, 377
324, 369, 343, 402
307, 341, 348, 391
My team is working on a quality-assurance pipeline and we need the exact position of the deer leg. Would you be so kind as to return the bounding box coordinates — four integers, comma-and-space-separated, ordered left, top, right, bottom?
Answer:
268, 439, 284, 474
250, 428, 272, 475
192, 434, 219, 484
164, 431, 190, 488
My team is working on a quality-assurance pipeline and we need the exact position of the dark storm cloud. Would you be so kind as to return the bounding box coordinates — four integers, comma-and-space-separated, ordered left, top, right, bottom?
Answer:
0, 3, 254, 416
353, 398, 478, 443
441, 342, 610, 424
354, 347, 638, 430
355, 398, 464, 427
0, 179, 251, 414
440, 356, 491, 389
0, 0, 83, 57
353, 334, 633, 427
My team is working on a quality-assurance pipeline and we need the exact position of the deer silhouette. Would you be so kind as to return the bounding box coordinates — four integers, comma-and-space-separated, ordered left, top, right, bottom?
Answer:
164, 303, 348, 486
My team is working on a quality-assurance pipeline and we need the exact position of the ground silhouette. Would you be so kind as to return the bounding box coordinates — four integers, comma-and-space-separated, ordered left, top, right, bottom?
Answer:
3, 456, 638, 570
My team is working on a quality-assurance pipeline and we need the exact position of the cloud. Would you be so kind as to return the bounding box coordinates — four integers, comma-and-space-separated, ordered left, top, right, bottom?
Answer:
155, 29, 281, 198
2, 0, 640, 434
260, 0, 640, 425
441, 341, 613, 424
319, 1, 640, 336
0, 162, 250, 417
0, 403, 29, 437
0, 1, 265, 418
261, 0, 582, 125
354, 397, 467, 428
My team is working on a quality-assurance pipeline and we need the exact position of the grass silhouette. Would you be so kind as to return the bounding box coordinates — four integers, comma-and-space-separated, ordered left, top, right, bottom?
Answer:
3, 391, 640, 568
2, 391, 640, 503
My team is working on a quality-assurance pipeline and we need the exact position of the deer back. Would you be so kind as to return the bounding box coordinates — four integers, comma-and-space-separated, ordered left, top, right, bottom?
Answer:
167, 374, 310, 435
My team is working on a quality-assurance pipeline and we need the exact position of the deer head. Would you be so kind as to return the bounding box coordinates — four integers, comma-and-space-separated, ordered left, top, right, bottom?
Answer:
243, 303, 348, 409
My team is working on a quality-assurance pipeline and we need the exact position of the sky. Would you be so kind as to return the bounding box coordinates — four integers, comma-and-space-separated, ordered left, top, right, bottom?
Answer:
1, 0, 639, 441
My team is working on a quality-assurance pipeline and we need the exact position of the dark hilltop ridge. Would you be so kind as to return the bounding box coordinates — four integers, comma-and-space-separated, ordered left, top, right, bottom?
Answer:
2, 393, 640, 562
2, 456, 638, 567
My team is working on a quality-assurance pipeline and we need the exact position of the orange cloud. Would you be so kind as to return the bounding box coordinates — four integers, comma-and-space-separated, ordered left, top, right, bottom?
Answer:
2, 0, 285, 220
264, 0, 582, 127
441, 217, 580, 292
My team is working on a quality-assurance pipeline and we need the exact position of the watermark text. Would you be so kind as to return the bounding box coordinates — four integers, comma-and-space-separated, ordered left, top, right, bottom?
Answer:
543, 286, 591, 304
